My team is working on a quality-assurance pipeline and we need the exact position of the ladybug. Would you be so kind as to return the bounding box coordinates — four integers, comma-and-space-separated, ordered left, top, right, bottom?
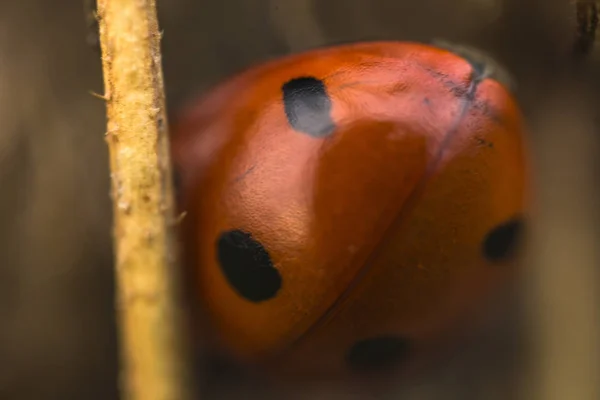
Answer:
171, 41, 529, 380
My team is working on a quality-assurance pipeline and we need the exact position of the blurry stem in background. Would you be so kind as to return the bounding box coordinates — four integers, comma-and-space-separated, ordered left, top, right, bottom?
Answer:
523, 3, 600, 399
573, 1, 599, 59
524, 84, 600, 400
96, 1, 195, 400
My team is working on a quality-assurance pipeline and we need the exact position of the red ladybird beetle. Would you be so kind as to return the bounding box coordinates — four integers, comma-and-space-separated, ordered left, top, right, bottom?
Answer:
171, 40, 529, 379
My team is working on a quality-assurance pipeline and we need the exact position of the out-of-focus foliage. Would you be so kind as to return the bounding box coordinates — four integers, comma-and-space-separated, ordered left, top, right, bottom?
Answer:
0, 0, 596, 399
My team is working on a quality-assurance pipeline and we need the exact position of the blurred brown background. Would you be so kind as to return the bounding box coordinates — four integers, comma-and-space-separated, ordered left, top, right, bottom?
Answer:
0, 0, 598, 399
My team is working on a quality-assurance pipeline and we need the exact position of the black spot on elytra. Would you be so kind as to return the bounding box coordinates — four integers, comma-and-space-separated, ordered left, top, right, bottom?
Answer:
482, 217, 524, 262
346, 336, 411, 372
216, 230, 282, 302
282, 76, 335, 137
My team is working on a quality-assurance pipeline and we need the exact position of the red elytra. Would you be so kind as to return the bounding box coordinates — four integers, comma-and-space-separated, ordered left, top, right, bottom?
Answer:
171, 41, 529, 380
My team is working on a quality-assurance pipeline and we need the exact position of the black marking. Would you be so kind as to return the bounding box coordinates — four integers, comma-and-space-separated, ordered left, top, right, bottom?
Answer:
282, 76, 335, 137
475, 137, 494, 148
468, 59, 487, 79
483, 217, 524, 262
216, 230, 282, 302
473, 99, 505, 126
431, 39, 515, 92
422, 66, 472, 100
346, 336, 411, 372
233, 164, 256, 183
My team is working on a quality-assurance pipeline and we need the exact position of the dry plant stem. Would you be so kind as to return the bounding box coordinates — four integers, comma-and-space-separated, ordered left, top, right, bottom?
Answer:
97, 1, 194, 399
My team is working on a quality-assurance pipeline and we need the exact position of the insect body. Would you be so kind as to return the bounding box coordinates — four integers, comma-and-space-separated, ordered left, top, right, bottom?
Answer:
172, 41, 529, 378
